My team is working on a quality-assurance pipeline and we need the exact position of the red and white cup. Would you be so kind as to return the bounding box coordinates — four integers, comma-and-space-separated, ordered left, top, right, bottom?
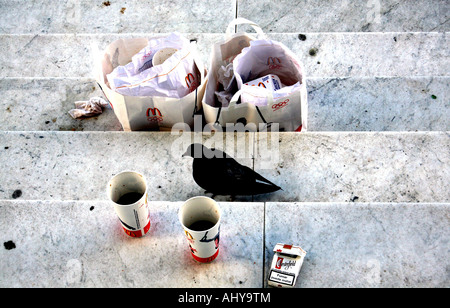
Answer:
107, 171, 151, 238
179, 197, 222, 263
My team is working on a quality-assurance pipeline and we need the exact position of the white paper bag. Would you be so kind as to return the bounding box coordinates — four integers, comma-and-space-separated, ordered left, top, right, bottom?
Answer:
202, 19, 307, 132
95, 34, 206, 131
107, 33, 199, 99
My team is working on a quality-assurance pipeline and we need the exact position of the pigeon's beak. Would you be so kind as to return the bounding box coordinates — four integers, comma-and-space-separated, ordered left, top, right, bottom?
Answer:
182, 150, 189, 158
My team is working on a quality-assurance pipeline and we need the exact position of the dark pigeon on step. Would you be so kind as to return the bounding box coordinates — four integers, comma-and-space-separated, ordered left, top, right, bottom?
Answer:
183, 143, 282, 197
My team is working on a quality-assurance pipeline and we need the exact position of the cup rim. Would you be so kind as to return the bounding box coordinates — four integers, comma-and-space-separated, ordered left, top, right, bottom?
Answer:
179, 196, 221, 233
107, 171, 147, 207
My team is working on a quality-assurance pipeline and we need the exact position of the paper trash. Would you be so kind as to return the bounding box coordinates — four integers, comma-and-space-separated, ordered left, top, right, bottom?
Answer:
106, 32, 200, 99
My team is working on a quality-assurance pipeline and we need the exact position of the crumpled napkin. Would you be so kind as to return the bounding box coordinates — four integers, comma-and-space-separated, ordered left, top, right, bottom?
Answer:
69, 97, 109, 119
215, 63, 237, 107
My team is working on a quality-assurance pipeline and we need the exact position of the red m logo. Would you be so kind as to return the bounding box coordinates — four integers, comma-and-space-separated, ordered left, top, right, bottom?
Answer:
267, 57, 282, 65
185, 73, 195, 88
146, 108, 162, 117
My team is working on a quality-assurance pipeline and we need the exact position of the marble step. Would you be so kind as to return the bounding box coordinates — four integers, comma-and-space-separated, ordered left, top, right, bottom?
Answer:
0, 32, 447, 78
0, 131, 448, 203
0, 0, 237, 34
237, 0, 450, 33
0, 200, 264, 288
264, 202, 449, 288
0, 0, 448, 34
0, 200, 447, 287
1, 77, 448, 132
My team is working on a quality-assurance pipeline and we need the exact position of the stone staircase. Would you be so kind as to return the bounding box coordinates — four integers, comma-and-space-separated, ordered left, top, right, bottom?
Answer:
0, 0, 448, 288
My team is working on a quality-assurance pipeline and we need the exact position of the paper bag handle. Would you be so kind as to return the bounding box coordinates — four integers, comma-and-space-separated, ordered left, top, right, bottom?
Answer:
189, 39, 206, 82
225, 18, 266, 39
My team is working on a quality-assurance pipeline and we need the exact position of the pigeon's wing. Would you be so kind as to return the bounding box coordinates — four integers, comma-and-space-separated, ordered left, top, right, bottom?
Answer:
191, 148, 281, 195
223, 157, 281, 192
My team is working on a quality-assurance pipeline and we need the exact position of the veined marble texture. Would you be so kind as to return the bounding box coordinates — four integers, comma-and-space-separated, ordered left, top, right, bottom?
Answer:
264, 202, 450, 288
1, 77, 447, 132
0, 33, 447, 78
1, 0, 447, 34
0, 201, 264, 287
0, 0, 237, 34
237, 0, 450, 32
0, 132, 254, 202
253, 132, 450, 203
0, 132, 448, 203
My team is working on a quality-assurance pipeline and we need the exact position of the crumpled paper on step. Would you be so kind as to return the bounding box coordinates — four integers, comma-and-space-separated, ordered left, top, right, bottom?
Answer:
68, 97, 109, 119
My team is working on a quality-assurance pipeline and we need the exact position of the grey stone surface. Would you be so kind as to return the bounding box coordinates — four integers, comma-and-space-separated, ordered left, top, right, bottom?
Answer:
1, 132, 448, 203
0, 0, 237, 34
3, 0, 447, 34
0, 33, 220, 78
1, 33, 446, 78
265, 32, 449, 78
1, 77, 448, 132
0, 78, 122, 131
307, 77, 450, 131
0, 132, 254, 202
238, 0, 450, 32
0, 200, 264, 287
264, 202, 450, 287
253, 132, 450, 203
0, 0, 448, 289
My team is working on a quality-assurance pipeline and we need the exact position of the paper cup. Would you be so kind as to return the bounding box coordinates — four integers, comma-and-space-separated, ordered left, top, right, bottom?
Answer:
179, 197, 221, 263
107, 171, 151, 238
153, 47, 178, 66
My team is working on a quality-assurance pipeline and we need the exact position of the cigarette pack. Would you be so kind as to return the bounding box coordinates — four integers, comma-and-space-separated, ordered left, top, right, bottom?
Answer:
268, 243, 306, 288
244, 74, 282, 91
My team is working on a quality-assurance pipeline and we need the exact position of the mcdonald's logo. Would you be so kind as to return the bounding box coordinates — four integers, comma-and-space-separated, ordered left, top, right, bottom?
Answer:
185, 73, 195, 88
146, 108, 162, 117
267, 57, 282, 69
146, 107, 164, 123
185, 73, 199, 93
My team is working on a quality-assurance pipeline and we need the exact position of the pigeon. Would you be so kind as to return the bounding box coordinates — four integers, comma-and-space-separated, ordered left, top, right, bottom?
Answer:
182, 143, 282, 197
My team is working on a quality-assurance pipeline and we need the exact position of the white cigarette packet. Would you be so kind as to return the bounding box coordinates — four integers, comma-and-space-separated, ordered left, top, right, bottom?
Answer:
244, 74, 282, 91
268, 243, 307, 288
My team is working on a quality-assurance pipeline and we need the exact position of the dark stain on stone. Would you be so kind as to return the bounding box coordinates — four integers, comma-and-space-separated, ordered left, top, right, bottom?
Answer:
120, 7, 126, 14
309, 48, 318, 57
12, 190, 22, 199
4, 241, 16, 250
393, 37, 397, 42
351, 196, 359, 202
431, 95, 437, 99
298, 34, 307, 41
102, 1, 111, 6
90, 206, 95, 211
4, 146, 9, 150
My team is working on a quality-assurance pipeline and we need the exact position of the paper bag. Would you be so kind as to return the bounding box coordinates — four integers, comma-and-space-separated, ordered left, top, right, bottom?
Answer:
202, 19, 307, 132
95, 33, 206, 131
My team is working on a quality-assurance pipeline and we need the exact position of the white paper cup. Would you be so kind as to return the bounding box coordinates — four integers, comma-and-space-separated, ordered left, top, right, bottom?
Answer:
107, 171, 151, 238
152, 47, 178, 66
179, 197, 221, 263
